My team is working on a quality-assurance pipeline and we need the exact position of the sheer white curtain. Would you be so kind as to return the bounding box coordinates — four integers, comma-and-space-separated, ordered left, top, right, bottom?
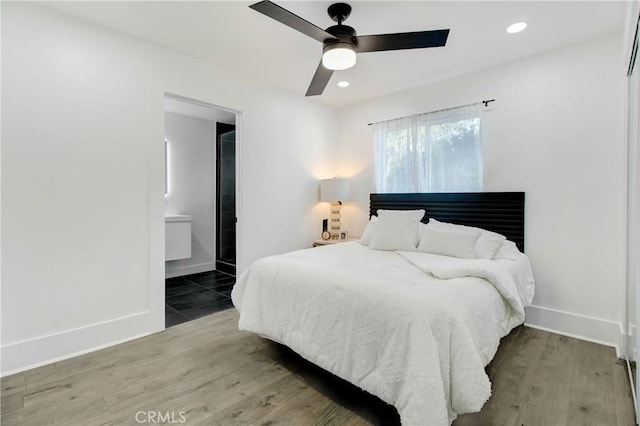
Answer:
374, 104, 484, 193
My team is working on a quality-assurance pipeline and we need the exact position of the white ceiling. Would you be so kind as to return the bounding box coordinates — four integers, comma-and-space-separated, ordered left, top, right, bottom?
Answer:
41, 1, 628, 108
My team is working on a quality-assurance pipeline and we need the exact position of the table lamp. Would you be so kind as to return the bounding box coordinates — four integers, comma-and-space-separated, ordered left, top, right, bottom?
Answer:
320, 178, 350, 239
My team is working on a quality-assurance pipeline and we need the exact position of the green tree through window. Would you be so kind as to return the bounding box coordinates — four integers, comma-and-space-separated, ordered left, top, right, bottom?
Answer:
374, 104, 483, 193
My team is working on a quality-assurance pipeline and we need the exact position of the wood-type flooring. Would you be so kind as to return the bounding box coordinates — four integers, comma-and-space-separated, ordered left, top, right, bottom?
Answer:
1, 309, 635, 426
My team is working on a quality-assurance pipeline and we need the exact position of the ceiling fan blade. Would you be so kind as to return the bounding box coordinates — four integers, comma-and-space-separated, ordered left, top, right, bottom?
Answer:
356, 29, 450, 53
306, 60, 334, 96
249, 1, 335, 43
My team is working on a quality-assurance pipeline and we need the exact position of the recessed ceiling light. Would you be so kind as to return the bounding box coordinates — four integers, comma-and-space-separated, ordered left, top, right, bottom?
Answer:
337, 81, 350, 88
507, 22, 527, 34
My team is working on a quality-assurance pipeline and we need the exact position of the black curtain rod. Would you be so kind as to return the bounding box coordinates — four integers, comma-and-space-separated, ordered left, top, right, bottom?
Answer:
367, 99, 496, 126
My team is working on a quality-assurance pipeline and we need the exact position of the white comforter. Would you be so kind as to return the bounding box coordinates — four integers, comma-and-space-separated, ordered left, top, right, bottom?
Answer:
231, 242, 534, 425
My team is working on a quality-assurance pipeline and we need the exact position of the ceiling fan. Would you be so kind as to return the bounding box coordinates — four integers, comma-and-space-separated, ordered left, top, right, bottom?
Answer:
249, 1, 450, 97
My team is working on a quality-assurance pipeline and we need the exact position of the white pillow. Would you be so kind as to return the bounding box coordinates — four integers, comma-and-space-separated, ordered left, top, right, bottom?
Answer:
427, 218, 506, 259
359, 216, 378, 246
493, 240, 522, 261
417, 226, 480, 258
369, 209, 425, 251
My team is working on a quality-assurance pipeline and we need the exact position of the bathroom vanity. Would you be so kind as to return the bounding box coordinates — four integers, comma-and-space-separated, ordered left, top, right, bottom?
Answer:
165, 215, 192, 261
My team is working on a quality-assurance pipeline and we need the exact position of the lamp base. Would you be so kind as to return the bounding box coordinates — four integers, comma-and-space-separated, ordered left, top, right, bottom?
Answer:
329, 201, 342, 239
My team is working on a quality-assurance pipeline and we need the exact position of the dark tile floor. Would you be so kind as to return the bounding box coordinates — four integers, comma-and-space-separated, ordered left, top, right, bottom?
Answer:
165, 270, 235, 328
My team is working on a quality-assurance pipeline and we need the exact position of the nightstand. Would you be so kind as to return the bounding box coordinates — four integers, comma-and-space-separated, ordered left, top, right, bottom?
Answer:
312, 238, 358, 247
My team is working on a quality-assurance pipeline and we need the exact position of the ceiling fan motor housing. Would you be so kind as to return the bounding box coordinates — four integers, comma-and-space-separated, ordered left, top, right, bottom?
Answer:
323, 24, 357, 52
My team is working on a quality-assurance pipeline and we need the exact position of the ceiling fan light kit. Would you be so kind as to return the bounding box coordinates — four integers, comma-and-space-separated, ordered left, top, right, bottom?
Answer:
322, 44, 356, 70
249, 0, 450, 96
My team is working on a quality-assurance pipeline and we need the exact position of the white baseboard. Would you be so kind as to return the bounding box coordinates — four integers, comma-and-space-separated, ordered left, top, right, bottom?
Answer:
165, 261, 215, 279
524, 305, 625, 358
1, 311, 154, 377
2, 303, 628, 377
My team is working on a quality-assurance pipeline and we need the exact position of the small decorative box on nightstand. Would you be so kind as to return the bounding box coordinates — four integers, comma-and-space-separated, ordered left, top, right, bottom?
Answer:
312, 238, 358, 247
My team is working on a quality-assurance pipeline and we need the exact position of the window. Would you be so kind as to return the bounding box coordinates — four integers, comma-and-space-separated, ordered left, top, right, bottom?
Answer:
374, 104, 484, 193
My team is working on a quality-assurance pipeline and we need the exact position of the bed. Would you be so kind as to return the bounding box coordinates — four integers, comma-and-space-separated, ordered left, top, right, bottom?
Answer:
231, 192, 534, 425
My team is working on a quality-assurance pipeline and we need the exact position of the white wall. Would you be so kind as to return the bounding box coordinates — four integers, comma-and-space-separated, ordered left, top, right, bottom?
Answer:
1, 2, 336, 374
164, 112, 216, 278
337, 34, 626, 351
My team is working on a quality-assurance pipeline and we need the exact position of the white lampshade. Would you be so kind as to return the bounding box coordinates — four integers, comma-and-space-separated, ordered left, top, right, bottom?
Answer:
320, 178, 350, 202
322, 45, 357, 71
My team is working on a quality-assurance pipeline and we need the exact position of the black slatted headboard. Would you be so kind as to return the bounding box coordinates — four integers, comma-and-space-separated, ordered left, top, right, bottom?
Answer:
370, 192, 525, 252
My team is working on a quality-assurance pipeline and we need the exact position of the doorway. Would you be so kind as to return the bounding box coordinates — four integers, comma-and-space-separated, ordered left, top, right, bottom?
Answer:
163, 94, 238, 328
